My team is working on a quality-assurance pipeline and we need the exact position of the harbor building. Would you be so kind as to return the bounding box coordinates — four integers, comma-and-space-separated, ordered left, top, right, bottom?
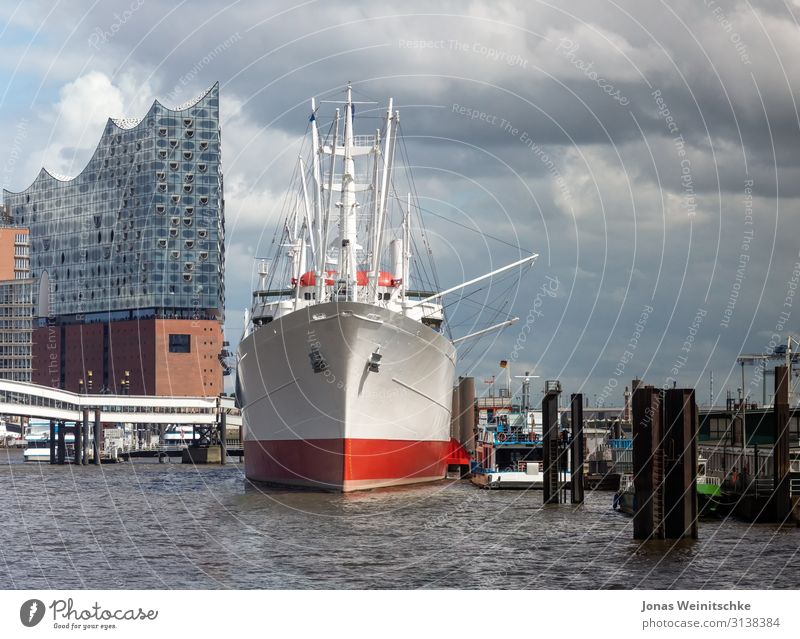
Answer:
1, 83, 226, 396
0, 225, 33, 382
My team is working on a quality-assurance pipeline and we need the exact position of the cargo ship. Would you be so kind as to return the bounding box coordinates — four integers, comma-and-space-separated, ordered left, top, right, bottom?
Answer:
236, 84, 535, 491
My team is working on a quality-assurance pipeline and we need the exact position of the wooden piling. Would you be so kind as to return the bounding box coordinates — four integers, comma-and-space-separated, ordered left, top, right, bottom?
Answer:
542, 384, 561, 505
662, 388, 698, 540
74, 421, 82, 466
82, 409, 90, 465
57, 420, 66, 465
773, 366, 791, 521
458, 377, 476, 454
219, 412, 227, 466
632, 386, 662, 540
570, 393, 585, 504
49, 420, 56, 464
93, 409, 101, 465
450, 386, 460, 443
159, 425, 166, 463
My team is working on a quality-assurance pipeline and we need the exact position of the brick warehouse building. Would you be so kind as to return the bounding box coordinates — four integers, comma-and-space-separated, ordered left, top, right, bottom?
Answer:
2, 84, 226, 396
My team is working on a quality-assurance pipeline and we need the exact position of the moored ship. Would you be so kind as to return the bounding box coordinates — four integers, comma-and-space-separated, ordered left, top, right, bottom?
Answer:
237, 84, 535, 491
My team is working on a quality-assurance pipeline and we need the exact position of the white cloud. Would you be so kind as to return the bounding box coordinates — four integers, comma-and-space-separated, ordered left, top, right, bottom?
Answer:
28, 70, 157, 179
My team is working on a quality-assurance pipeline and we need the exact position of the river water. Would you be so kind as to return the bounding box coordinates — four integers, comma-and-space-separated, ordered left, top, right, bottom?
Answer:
0, 449, 797, 589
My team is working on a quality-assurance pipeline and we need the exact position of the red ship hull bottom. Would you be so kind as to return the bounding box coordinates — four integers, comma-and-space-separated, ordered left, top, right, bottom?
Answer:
244, 438, 450, 492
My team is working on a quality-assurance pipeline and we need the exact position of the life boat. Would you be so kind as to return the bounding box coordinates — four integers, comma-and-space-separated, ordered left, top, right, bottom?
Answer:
293, 270, 398, 288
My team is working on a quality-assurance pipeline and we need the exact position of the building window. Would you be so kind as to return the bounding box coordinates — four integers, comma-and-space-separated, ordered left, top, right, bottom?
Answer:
169, 334, 191, 353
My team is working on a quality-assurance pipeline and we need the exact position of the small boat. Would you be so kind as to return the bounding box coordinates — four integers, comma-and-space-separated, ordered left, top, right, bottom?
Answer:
0, 419, 23, 447
22, 429, 77, 462
612, 456, 721, 516
471, 461, 572, 490
470, 409, 571, 490
161, 425, 200, 448
22, 430, 52, 462
695, 457, 723, 515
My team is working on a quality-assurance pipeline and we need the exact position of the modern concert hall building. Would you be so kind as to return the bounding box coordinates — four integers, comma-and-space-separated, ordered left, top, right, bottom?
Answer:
1, 83, 226, 396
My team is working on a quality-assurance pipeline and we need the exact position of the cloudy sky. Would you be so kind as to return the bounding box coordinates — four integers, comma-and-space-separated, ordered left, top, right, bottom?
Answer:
1, 0, 799, 404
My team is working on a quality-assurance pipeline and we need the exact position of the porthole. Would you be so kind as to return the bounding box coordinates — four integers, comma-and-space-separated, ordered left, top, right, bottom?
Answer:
170, 251, 179, 260
183, 185, 193, 193
185, 129, 194, 138
185, 240, 194, 249
170, 161, 178, 170
183, 151, 192, 160
185, 207, 194, 215
156, 204, 165, 214
159, 127, 167, 137
198, 164, 207, 173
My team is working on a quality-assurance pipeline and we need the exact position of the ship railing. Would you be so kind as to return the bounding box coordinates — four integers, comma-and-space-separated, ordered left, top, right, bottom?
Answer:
608, 439, 632, 450
749, 477, 775, 496
352, 135, 376, 148
493, 434, 540, 445
697, 475, 720, 486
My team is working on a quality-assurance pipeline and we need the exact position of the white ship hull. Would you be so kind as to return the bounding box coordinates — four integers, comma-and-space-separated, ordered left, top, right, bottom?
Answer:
237, 301, 457, 492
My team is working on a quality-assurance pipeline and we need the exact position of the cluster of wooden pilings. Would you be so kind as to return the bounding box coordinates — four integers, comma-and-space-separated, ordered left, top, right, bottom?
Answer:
542, 383, 585, 506
49, 409, 103, 465
631, 387, 698, 540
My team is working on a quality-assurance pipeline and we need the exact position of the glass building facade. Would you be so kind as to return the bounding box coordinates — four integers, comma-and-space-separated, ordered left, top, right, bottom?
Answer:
2, 83, 225, 321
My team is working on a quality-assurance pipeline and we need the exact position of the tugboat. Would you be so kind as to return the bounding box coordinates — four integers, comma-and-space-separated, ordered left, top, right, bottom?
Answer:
236, 84, 536, 491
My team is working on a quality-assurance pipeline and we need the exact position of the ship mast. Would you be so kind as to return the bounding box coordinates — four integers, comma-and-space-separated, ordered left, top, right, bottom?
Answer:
308, 98, 325, 304
370, 98, 395, 303
338, 84, 358, 301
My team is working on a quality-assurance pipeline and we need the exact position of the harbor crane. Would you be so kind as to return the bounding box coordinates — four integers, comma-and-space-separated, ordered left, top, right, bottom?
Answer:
736, 335, 800, 406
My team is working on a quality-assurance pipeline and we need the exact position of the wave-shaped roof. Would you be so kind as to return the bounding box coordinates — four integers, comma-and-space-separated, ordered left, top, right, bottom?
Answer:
4, 82, 218, 194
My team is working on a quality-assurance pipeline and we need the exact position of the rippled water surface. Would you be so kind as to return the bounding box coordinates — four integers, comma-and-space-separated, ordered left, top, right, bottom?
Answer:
1, 449, 797, 589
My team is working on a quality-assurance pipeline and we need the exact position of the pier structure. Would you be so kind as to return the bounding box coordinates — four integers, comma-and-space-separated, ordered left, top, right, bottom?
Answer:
697, 362, 800, 523
632, 385, 698, 541
0, 378, 241, 465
